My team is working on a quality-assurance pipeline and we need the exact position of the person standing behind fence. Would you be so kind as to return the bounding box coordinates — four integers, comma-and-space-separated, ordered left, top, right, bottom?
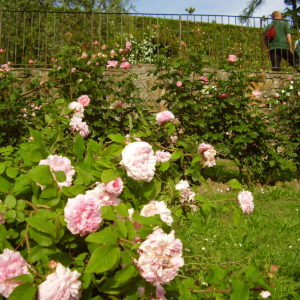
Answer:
264, 11, 298, 72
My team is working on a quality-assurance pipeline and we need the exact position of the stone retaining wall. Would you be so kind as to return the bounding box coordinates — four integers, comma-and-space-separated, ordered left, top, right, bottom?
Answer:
12, 65, 300, 101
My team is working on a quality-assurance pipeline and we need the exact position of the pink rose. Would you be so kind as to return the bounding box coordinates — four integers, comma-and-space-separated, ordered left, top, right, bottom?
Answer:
28, 59, 34, 64
156, 110, 175, 125
238, 190, 254, 214
106, 60, 118, 68
228, 54, 237, 62
77, 94, 90, 107
274, 93, 280, 98
103, 177, 123, 196
125, 41, 132, 49
101, 44, 107, 50
93, 40, 99, 45
71, 67, 76, 73
0, 249, 30, 298
120, 142, 156, 182
0, 48, 5, 53
81, 52, 88, 59
110, 49, 116, 56
176, 81, 182, 87
252, 90, 262, 98
120, 61, 131, 69
64, 193, 102, 236
155, 150, 171, 163
199, 75, 209, 84
218, 93, 228, 99
38, 263, 81, 300
51, 57, 56, 62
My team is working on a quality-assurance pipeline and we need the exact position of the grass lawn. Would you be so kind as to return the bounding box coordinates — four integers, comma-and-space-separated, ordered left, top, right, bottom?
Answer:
170, 183, 300, 299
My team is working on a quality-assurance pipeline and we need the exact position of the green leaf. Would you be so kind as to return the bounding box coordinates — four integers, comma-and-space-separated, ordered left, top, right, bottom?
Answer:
4, 194, 16, 209
29, 228, 53, 247
108, 134, 126, 143
159, 161, 170, 171
6, 168, 19, 179
40, 187, 58, 199
28, 165, 53, 186
171, 151, 183, 161
8, 282, 36, 300
26, 216, 56, 237
116, 219, 127, 238
0, 162, 6, 174
86, 244, 120, 273
101, 206, 116, 220
226, 179, 242, 190
53, 171, 66, 183
230, 279, 249, 300
9, 274, 33, 284
0, 176, 12, 193
73, 134, 86, 160
101, 169, 118, 183
86, 227, 119, 244
13, 175, 32, 195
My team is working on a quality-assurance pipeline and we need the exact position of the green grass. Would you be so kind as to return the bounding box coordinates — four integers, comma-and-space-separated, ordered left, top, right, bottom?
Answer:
171, 185, 300, 299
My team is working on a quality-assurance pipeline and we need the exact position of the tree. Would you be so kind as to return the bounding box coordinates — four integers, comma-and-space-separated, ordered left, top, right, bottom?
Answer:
185, 7, 196, 14
240, 0, 300, 28
0, 0, 134, 12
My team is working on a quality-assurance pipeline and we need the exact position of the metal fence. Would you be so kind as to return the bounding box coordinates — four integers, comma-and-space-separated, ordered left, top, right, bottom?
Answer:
0, 10, 299, 70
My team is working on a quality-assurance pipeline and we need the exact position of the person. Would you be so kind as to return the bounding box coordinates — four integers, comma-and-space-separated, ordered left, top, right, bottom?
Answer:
264, 11, 298, 71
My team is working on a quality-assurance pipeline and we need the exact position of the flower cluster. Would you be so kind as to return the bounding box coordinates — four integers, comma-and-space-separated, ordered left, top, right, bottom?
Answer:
198, 143, 217, 167
136, 227, 184, 285
141, 201, 173, 226
0, 62, 11, 73
228, 54, 237, 62
175, 180, 197, 211
38, 263, 81, 300
0, 249, 30, 298
238, 190, 254, 214
64, 178, 123, 235
69, 95, 90, 137
120, 142, 156, 182
39, 155, 75, 188
155, 150, 171, 163
156, 111, 175, 125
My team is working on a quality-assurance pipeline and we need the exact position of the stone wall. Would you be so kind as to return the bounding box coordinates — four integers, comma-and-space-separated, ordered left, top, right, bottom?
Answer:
12, 65, 300, 101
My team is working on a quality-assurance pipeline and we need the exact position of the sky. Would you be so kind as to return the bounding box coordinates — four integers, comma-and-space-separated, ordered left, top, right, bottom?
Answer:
131, 0, 286, 17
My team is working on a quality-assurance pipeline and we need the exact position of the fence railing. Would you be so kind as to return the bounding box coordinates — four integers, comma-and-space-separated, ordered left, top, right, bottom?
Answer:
0, 11, 299, 71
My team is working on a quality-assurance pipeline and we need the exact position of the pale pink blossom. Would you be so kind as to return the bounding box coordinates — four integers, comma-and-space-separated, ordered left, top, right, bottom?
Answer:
260, 290, 271, 299
87, 61, 91, 65
198, 143, 216, 167
48, 260, 58, 269
68, 101, 84, 118
38, 263, 81, 300
103, 177, 123, 196
71, 67, 76, 73
106, 60, 118, 68
0, 249, 30, 298
155, 150, 171, 163
81, 52, 88, 59
51, 57, 56, 62
274, 93, 280, 98
40, 81, 45, 86
175, 180, 190, 191
86, 183, 121, 207
120, 61, 131, 69
0, 64, 10, 72
29, 135, 34, 141
141, 200, 173, 226
125, 41, 132, 49
252, 90, 262, 98
93, 40, 99, 45
199, 76, 209, 84
176, 81, 182, 87
77, 95, 90, 107
101, 44, 107, 50
97, 52, 103, 57
110, 49, 116, 56
170, 135, 178, 143
238, 191, 254, 214
228, 54, 237, 62
175, 180, 196, 209
156, 111, 175, 125
136, 227, 184, 285
64, 194, 102, 236
39, 155, 75, 188
28, 59, 34, 64
120, 142, 156, 182
0, 48, 5, 53
124, 134, 141, 144
69, 116, 90, 137
155, 284, 167, 300
114, 100, 124, 108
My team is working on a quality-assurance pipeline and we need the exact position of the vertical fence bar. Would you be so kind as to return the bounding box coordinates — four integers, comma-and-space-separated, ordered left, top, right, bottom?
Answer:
179, 14, 182, 56
0, 11, 2, 50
